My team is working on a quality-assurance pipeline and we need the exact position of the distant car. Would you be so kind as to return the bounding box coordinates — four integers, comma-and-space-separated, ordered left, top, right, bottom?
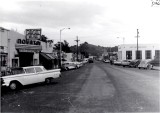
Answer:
82, 58, 89, 64
149, 59, 160, 67
73, 61, 83, 68
129, 60, 141, 68
121, 60, 131, 67
138, 60, 153, 70
113, 60, 122, 66
61, 62, 77, 71
88, 58, 94, 63
103, 59, 110, 63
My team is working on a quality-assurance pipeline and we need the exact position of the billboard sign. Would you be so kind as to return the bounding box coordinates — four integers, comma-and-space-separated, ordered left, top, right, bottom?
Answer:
25, 29, 41, 40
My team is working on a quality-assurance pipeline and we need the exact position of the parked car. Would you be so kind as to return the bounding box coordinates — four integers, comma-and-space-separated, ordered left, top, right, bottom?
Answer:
103, 59, 110, 63
149, 59, 160, 66
73, 61, 83, 68
113, 60, 122, 66
121, 60, 131, 67
88, 58, 94, 63
129, 60, 141, 68
61, 62, 77, 71
82, 58, 89, 64
138, 60, 153, 70
1, 66, 61, 90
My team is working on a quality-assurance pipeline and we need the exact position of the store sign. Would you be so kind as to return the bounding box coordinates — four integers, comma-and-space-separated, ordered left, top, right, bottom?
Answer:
17, 39, 41, 45
25, 29, 41, 40
19, 49, 40, 53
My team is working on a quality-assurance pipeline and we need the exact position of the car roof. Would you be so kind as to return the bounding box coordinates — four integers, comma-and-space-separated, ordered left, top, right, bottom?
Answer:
23, 66, 44, 69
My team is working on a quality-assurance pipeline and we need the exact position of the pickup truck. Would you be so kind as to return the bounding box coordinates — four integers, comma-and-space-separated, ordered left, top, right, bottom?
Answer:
1, 66, 61, 90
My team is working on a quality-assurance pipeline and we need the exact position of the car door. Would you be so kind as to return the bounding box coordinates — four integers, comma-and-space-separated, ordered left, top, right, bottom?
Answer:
34, 67, 44, 82
23, 67, 40, 85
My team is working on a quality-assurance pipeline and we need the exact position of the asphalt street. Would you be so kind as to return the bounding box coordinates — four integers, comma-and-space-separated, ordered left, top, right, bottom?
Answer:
1, 61, 160, 113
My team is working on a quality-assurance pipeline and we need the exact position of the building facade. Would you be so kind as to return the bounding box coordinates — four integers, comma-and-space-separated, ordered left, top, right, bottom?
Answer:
118, 44, 160, 60
0, 27, 56, 75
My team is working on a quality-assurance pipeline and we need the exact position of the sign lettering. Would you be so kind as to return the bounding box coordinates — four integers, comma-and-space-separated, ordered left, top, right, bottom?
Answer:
17, 39, 41, 45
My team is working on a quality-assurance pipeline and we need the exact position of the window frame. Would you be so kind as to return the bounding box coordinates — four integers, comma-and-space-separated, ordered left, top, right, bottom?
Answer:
136, 50, 142, 59
35, 67, 43, 73
126, 51, 132, 60
24, 68, 36, 74
145, 50, 152, 59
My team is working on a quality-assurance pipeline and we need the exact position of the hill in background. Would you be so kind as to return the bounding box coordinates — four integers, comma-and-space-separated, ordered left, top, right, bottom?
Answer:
70, 42, 118, 58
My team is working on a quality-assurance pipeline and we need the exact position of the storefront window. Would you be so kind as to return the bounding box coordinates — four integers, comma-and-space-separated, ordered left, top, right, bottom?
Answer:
0, 55, 7, 66
145, 50, 152, 59
126, 51, 132, 60
136, 50, 142, 59
12, 59, 18, 67
155, 50, 160, 59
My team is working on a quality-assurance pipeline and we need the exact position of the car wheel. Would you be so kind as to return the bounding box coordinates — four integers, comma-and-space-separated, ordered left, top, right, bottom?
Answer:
147, 65, 151, 70
138, 67, 141, 69
45, 78, 51, 84
9, 82, 19, 90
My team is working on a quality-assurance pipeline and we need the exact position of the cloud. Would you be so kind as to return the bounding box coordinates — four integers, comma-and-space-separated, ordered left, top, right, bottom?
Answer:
0, 1, 103, 28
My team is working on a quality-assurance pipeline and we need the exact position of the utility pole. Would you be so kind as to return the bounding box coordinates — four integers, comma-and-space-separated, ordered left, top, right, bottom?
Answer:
136, 29, 140, 59
75, 36, 80, 61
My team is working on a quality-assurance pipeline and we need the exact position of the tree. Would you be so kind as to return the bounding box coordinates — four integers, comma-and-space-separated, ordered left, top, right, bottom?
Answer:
39, 35, 47, 42
54, 40, 71, 53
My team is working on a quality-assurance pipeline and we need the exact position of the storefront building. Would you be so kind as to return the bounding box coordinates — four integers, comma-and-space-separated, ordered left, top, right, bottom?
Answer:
118, 44, 160, 60
0, 27, 9, 75
0, 27, 56, 75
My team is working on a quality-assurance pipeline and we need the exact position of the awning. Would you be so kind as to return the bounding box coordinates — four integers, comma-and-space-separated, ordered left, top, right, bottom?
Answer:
40, 52, 57, 60
15, 44, 42, 52
0, 52, 8, 56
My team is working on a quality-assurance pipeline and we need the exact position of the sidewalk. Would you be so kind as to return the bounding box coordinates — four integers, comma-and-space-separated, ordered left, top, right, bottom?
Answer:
153, 66, 160, 71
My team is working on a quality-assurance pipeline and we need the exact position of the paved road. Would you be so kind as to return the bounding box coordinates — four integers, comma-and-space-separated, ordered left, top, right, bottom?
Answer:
1, 61, 159, 113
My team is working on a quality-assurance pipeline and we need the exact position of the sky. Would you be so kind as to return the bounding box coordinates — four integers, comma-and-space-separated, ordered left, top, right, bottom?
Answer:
0, 0, 160, 47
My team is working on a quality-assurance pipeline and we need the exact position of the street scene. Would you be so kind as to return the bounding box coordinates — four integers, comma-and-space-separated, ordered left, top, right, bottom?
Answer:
1, 61, 160, 112
0, 0, 160, 113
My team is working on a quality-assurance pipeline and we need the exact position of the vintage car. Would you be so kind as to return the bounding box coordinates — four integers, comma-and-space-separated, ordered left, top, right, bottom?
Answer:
1, 66, 61, 90
61, 62, 77, 70
88, 58, 94, 63
121, 60, 131, 67
113, 60, 122, 66
129, 60, 141, 68
138, 60, 153, 70
103, 59, 110, 63
73, 61, 83, 68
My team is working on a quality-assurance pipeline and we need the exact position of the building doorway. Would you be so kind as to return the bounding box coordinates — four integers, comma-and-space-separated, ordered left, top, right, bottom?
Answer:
19, 52, 34, 67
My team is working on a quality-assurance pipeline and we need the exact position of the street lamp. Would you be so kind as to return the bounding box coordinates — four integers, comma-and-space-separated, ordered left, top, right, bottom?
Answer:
117, 37, 125, 45
59, 27, 70, 67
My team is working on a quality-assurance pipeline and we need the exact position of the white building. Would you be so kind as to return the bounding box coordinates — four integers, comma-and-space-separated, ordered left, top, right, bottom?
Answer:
0, 27, 55, 75
63, 53, 73, 62
118, 44, 160, 60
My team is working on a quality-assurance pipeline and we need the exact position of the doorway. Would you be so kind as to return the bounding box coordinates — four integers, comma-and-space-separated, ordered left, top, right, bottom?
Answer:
19, 52, 34, 67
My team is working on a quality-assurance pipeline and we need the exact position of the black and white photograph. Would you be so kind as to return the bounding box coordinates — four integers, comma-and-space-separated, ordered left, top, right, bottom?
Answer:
0, 0, 160, 112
